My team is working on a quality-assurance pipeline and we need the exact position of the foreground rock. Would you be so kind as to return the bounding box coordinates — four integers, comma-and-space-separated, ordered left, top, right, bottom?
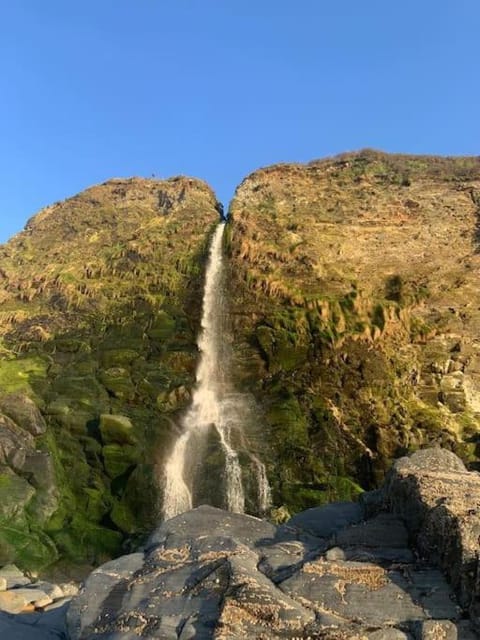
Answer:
67, 448, 479, 639
0, 563, 77, 638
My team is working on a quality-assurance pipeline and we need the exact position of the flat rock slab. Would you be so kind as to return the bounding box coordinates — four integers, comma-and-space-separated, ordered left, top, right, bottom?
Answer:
280, 559, 460, 627
334, 513, 409, 548
0, 590, 33, 614
284, 501, 363, 538
10, 587, 52, 608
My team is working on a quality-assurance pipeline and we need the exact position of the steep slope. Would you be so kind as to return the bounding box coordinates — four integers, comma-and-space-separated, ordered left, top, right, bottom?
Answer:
228, 150, 480, 514
0, 176, 220, 568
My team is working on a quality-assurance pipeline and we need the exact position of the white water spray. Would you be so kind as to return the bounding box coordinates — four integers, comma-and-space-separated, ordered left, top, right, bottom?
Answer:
162, 223, 248, 520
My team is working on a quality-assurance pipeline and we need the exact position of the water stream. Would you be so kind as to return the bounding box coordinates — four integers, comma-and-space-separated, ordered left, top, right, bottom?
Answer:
162, 223, 270, 520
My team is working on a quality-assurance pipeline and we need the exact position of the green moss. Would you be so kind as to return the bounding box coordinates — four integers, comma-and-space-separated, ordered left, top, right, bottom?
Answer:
101, 349, 140, 368
83, 488, 112, 521
52, 515, 122, 564
147, 311, 176, 340
99, 368, 136, 400
102, 444, 139, 479
0, 467, 35, 519
99, 414, 138, 445
0, 523, 58, 570
109, 499, 137, 534
255, 325, 308, 372
0, 356, 48, 395
266, 393, 309, 451
409, 402, 446, 433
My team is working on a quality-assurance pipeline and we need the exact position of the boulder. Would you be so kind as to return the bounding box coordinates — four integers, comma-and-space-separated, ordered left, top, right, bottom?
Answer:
381, 447, 480, 620
0, 393, 47, 436
99, 414, 137, 445
284, 501, 363, 538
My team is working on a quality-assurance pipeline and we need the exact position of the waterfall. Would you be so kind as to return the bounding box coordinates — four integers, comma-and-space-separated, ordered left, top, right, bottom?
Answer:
252, 455, 272, 513
162, 222, 258, 520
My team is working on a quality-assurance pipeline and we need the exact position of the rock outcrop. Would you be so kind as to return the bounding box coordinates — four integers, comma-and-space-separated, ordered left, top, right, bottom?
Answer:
227, 150, 480, 513
0, 176, 220, 568
64, 448, 479, 639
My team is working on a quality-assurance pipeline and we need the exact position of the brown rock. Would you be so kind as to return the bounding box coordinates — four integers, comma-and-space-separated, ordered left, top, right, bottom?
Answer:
0, 590, 30, 613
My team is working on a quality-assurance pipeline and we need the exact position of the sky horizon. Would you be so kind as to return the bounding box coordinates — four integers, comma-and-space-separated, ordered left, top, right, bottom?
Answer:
1, 1, 479, 243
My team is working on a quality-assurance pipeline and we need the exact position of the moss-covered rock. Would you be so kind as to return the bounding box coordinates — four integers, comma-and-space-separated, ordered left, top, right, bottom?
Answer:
0, 392, 47, 435
0, 175, 220, 569
0, 466, 35, 520
228, 150, 480, 514
99, 414, 137, 446
102, 443, 139, 479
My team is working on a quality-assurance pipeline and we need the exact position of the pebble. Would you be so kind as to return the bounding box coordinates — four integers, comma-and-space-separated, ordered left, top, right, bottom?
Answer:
58, 581, 79, 597
325, 545, 346, 561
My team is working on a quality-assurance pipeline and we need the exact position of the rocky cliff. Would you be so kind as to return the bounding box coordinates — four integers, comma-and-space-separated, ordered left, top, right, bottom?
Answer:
2, 150, 480, 573
0, 177, 220, 568
228, 150, 480, 514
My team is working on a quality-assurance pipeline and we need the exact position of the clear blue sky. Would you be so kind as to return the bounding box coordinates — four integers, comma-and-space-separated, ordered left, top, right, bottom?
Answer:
1, 1, 478, 243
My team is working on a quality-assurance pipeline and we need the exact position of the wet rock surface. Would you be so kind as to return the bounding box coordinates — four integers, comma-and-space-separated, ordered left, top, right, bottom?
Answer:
65, 449, 479, 639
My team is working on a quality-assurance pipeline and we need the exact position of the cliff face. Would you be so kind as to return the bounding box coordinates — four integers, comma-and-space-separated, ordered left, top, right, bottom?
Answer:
2, 151, 480, 570
0, 177, 219, 568
228, 150, 480, 513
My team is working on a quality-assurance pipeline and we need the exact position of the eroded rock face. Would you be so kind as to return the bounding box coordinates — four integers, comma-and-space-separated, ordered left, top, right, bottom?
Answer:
0, 176, 220, 568
227, 150, 480, 513
66, 449, 480, 639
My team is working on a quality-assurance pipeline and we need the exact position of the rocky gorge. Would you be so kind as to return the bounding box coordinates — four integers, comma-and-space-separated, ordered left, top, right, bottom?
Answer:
0, 150, 480, 636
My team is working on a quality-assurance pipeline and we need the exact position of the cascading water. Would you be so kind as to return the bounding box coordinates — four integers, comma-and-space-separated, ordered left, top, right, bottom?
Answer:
162, 223, 268, 520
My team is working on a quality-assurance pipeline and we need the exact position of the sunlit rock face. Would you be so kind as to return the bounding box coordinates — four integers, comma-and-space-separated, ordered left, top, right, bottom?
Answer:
227, 150, 480, 514
0, 176, 220, 569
